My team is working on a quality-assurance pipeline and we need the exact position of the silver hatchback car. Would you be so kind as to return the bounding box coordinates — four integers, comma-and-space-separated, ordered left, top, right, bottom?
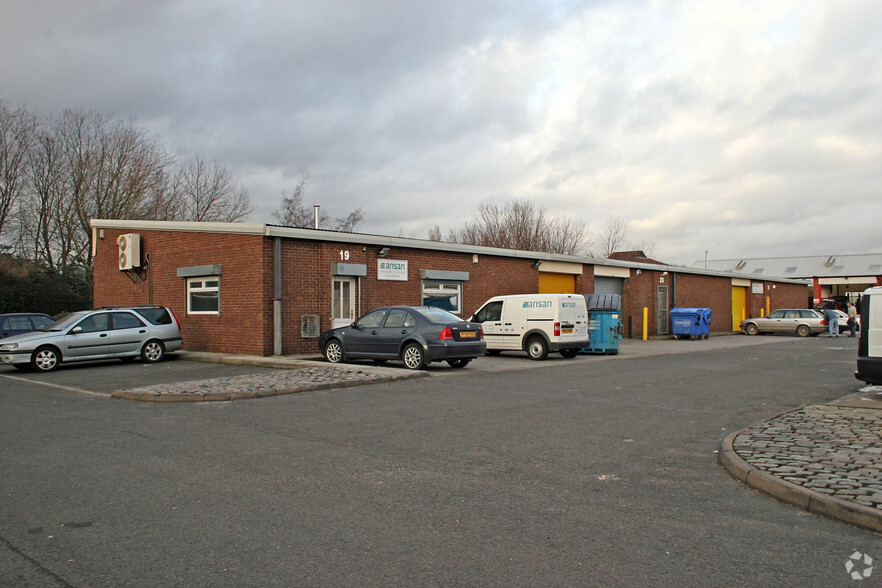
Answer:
740, 308, 825, 337
0, 306, 183, 372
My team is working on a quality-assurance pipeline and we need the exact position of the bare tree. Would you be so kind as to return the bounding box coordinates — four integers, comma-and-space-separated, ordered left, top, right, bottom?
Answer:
272, 177, 364, 232
427, 224, 443, 241
594, 214, 655, 258
446, 199, 588, 255
19, 130, 67, 269
273, 178, 320, 227
52, 108, 171, 268
166, 155, 252, 222
0, 101, 37, 241
2, 102, 267, 304
334, 208, 364, 232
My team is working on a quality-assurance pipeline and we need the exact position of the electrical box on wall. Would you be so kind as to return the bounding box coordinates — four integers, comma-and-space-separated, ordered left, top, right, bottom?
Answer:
117, 233, 141, 270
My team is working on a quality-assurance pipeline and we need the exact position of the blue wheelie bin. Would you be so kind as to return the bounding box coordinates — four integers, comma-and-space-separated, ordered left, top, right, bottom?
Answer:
582, 294, 623, 354
670, 308, 712, 340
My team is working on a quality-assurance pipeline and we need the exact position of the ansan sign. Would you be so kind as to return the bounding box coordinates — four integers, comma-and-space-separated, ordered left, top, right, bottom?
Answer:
378, 259, 408, 281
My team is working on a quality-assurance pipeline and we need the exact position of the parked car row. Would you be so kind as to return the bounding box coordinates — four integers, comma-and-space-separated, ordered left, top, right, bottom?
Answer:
739, 307, 861, 337
0, 306, 182, 372
319, 295, 592, 370
3, 296, 865, 374
0, 312, 55, 340
740, 309, 826, 337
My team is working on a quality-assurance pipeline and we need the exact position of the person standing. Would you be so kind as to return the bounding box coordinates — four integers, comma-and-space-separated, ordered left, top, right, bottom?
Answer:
824, 306, 839, 337
847, 302, 858, 337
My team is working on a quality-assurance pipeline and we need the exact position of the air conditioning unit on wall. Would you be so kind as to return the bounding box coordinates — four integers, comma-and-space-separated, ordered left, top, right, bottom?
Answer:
117, 233, 141, 270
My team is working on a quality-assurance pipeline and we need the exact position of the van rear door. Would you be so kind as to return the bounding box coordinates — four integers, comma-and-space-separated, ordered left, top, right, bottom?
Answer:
558, 296, 579, 344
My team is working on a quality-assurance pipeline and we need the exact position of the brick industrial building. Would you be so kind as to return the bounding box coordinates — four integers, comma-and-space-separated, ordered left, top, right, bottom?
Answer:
91, 220, 809, 356
696, 254, 882, 307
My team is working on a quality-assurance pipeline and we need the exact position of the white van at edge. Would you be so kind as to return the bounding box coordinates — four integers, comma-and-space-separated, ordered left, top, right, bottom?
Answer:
856, 286, 882, 385
470, 294, 590, 360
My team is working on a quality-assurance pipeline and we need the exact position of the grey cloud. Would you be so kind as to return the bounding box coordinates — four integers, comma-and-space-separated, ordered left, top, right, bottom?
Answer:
1, 0, 880, 264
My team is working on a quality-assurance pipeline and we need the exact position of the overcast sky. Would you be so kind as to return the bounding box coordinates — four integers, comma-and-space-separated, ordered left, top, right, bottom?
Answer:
2, 0, 880, 264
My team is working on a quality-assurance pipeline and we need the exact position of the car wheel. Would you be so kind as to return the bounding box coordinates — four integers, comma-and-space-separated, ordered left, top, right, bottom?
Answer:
402, 343, 426, 370
526, 336, 548, 361
141, 340, 165, 363
796, 324, 811, 337
745, 323, 759, 335
31, 346, 60, 372
324, 340, 344, 363
560, 349, 579, 358
447, 358, 471, 368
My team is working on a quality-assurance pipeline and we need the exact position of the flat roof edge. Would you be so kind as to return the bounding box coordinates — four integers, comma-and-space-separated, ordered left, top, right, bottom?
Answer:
89, 220, 808, 285
90, 219, 266, 235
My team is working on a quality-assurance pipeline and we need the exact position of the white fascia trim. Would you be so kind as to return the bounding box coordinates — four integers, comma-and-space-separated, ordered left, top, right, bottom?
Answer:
818, 276, 879, 285
90, 219, 267, 235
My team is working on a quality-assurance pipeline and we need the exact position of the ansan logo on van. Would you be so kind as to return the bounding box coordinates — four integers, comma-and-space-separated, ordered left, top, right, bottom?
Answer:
522, 300, 552, 308
562, 302, 577, 308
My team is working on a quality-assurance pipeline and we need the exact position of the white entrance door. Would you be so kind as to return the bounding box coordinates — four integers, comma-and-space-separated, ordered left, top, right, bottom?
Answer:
332, 278, 356, 328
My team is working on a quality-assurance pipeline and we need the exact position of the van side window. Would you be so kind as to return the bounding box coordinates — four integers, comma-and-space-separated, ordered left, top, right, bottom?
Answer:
474, 301, 503, 322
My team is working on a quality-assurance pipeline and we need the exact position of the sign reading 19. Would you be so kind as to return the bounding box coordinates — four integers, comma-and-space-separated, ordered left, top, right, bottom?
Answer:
339, 250, 350, 261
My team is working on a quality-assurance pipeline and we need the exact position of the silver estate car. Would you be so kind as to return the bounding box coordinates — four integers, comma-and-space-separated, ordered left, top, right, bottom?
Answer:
740, 308, 825, 337
0, 306, 183, 372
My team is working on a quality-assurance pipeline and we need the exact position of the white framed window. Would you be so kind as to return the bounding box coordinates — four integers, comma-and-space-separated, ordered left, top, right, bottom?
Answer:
422, 280, 462, 314
187, 277, 220, 315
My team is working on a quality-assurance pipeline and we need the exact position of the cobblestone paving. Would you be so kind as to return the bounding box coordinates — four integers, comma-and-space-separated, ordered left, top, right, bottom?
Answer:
111, 364, 423, 401
732, 405, 882, 510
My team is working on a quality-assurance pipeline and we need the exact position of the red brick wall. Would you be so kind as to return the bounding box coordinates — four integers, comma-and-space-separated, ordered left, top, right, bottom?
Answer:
92, 227, 813, 354
93, 228, 272, 355
612, 269, 808, 338
277, 241, 539, 354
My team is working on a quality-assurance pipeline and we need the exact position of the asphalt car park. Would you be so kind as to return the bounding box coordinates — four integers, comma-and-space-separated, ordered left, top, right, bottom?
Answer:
0, 354, 284, 396
0, 334, 872, 586
0, 331, 817, 394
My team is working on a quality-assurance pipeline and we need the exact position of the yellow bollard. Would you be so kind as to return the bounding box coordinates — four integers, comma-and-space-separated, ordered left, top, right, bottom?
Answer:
643, 307, 648, 340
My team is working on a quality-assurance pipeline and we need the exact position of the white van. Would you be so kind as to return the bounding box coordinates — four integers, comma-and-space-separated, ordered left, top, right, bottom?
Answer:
470, 294, 589, 360
856, 286, 882, 385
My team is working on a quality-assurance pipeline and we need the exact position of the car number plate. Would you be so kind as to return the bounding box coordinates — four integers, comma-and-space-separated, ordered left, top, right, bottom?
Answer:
562, 328, 573, 334
459, 331, 476, 338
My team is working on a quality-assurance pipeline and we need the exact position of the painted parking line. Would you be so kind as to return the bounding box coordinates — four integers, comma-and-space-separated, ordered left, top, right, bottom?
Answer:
0, 373, 111, 397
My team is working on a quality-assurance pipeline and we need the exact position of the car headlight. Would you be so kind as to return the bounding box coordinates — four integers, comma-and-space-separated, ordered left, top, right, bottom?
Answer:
0, 343, 19, 351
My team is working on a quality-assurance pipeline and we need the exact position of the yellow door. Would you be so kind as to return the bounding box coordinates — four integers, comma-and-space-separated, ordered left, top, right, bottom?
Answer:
539, 273, 576, 294
731, 287, 747, 331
